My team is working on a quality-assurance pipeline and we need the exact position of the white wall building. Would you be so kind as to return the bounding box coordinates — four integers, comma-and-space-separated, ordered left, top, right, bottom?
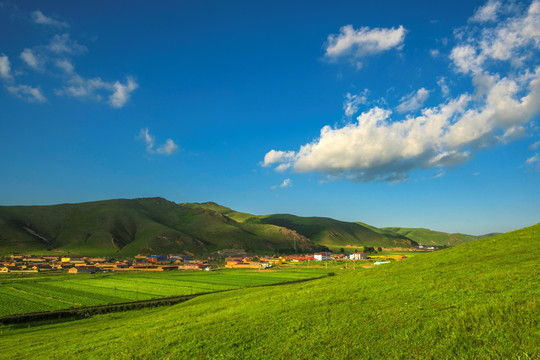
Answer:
349, 252, 367, 260
314, 252, 331, 261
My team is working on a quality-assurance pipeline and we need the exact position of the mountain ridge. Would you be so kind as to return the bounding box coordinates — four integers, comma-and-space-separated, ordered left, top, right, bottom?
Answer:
0, 197, 489, 255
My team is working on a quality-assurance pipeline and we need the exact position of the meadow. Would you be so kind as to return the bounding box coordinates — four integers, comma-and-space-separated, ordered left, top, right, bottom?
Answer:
0, 224, 538, 359
0, 268, 328, 317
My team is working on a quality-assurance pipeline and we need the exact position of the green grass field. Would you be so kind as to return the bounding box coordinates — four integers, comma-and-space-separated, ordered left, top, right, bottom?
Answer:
0, 268, 327, 317
0, 223, 538, 359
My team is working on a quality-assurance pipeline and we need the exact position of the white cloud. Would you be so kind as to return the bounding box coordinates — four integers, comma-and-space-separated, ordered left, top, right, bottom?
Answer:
263, 0, 540, 183
20, 48, 43, 70
0, 54, 12, 79
271, 178, 292, 189
530, 140, 540, 150
138, 128, 155, 153
453, 1, 540, 75
6, 84, 46, 103
433, 170, 446, 179
47, 34, 86, 55
396, 88, 430, 113
56, 74, 138, 108
2, 11, 137, 108
56, 74, 110, 101
526, 153, 540, 167
138, 128, 178, 156
109, 77, 138, 108
55, 59, 74, 73
31, 10, 68, 28
325, 24, 406, 67
470, 0, 501, 23
262, 150, 296, 167
343, 90, 368, 117
437, 77, 450, 97
156, 139, 179, 155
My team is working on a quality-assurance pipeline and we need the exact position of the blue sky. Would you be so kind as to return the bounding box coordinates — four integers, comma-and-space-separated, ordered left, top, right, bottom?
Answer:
1, 0, 539, 235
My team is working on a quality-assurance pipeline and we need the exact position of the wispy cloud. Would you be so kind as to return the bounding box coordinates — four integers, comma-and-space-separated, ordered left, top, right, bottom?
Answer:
46, 34, 86, 55
526, 153, 540, 168
324, 24, 406, 68
6, 84, 46, 103
343, 90, 368, 117
437, 77, 450, 97
263, 0, 540, 183
0, 54, 12, 79
138, 128, 178, 156
156, 139, 179, 155
396, 88, 430, 113
109, 77, 138, 108
530, 140, 540, 150
1, 7, 136, 107
271, 178, 292, 189
469, 0, 501, 23
31, 10, 68, 28
20, 48, 43, 70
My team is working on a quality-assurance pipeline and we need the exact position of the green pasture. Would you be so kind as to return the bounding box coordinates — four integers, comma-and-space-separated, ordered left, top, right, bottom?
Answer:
0, 268, 326, 317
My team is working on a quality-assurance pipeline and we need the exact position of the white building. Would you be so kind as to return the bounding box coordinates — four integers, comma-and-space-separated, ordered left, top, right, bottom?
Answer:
314, 252, 331, 261
349, 252, 367, 260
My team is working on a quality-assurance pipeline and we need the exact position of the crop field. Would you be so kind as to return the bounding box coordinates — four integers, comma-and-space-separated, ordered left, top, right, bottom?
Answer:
0, 268, 326, 317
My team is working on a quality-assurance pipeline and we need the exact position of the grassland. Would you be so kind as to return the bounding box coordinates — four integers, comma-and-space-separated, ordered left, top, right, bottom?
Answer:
0, 268, 328, 317
381, 226, 492, 246
1, 223, 538, 359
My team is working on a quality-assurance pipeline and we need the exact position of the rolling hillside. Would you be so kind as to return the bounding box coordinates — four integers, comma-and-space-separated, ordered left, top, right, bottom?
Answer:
0, 198, 315, 256
245, 214, 417, 248
382, 227, 493, 246
186, 203, 417, 248
1, 198, 494, 256
1, 224, 538, 359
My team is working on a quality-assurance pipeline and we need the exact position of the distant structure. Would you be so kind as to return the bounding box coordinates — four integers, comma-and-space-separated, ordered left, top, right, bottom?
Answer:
349, 252, 367, 260
314, 252, 331, 261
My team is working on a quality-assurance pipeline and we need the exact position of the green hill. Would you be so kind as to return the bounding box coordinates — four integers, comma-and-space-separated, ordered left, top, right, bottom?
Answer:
1, 224, 538, 359
0, 198, 315, 256
245, 214, 417, 248
382, 226, 492, 246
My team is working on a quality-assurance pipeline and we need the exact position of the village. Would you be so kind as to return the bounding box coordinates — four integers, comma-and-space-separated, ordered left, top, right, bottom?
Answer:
0, 246, 435, 274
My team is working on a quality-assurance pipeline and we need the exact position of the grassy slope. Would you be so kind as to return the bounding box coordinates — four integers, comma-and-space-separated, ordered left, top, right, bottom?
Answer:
183, 202, 254, 222
3, 225, 537, 358
382, 226, 489, 246
247, 214, 417, 248
0, 198, 315, 256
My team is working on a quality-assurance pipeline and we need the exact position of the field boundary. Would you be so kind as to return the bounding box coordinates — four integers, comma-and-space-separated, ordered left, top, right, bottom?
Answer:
0, 275, 327, 324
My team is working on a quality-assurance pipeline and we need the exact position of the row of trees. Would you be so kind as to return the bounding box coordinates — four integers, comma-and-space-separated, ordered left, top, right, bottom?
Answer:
339, 246, 382, 254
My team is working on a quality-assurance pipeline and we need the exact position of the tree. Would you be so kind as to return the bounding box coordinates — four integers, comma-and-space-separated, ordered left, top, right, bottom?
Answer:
363, 246, 375, 253
340, 248, 345, 254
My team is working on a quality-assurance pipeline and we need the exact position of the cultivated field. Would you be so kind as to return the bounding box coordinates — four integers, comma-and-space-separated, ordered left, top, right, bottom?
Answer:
0, 268, 327, 317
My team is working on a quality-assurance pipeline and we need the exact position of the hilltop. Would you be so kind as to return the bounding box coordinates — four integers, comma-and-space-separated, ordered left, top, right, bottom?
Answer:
2, 223, 538, 358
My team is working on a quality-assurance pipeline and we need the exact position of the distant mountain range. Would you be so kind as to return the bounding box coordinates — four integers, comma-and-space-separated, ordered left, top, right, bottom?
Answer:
0, 197, 491, 256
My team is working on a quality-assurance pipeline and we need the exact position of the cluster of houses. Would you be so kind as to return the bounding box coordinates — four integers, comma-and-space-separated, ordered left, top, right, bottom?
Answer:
0, 250, 408, 274
0, 254, 212, 274
225, 252, 391, 268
